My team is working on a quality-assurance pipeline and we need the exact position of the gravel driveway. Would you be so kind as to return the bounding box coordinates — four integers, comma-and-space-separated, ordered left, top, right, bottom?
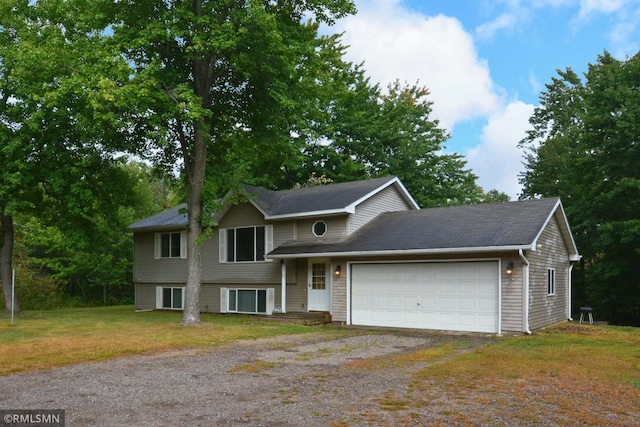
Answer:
0, 330, 495, 426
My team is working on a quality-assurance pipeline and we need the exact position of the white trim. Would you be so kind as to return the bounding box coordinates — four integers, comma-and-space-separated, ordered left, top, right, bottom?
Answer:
519, 250, 532, 334
220, 287, 228, 313
155, 286, 185, 310
547, 268, 556, 295
281, 261, 287, 313
223, 288, 275, 314
567, 264, 574, 320
532, 199, 580, 261
180, 231, 187, 259
219, 228, 227, 263
312, 220, 327, 237
265, 225, 273, 261
267, 245, 533, 260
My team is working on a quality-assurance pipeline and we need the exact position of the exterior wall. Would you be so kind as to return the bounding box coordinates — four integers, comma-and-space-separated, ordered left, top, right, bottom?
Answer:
133, 202, 298, 286
500, 258, 525, 333
329, 252, 525, 329
135, 279, 307, 314
348, 185, 414, 234
526, 216, 571, 330
133, 233, 188, 284
294, 215, 348, 241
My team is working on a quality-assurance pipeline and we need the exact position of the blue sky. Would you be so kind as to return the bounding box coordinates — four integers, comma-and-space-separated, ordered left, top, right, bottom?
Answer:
329, 0, 640, 198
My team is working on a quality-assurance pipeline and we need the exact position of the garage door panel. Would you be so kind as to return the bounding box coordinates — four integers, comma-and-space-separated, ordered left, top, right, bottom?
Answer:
352, 262, 498, 333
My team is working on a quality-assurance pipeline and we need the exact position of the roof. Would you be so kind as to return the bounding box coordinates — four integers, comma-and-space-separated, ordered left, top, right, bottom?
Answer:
267, 198, 580, 260
245, 176, 418, 219
128, 203, 188, 231
128, 176, 418, 231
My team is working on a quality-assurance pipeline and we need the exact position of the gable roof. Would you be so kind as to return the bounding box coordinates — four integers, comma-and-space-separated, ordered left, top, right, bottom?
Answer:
245, 176, 418, 219
267, 198, 580, 260
128, 176, 418, 231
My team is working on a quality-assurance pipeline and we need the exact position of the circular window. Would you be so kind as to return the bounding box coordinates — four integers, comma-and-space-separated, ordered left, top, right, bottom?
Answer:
312, 220, 327, 237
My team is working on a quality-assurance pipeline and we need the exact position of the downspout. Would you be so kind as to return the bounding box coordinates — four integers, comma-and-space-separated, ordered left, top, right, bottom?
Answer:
281, 260, 287, 314
519, 249, 532, 334
567, 263, 574, 321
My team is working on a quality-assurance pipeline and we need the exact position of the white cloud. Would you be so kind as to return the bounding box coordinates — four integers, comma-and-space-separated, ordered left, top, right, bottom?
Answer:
334, 1, 501, 130
465, 101, 535, 199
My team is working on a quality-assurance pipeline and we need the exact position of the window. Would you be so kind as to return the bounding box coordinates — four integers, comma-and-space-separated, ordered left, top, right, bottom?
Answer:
547, 269, 556, 295
219, 225, 273, 263
312, 220, 327, 237
156, 286, 184, 310
154, 232, 186, 259
221, 288, 274, 314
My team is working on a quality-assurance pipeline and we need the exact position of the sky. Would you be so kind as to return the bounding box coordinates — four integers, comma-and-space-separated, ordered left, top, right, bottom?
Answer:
325, 0, 640, 199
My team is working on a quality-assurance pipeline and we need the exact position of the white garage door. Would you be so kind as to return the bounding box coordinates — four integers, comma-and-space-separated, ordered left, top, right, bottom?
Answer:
351, 261, 499, 333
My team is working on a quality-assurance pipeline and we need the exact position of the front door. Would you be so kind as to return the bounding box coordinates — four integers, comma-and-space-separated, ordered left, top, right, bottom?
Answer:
308, 259, 331, 311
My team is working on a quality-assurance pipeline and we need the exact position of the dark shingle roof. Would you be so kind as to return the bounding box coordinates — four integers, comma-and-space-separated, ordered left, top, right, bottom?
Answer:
246, 176, 414, 217
128, 203, 188, 231
128, 176, 416, 231
268, 198, 570, 257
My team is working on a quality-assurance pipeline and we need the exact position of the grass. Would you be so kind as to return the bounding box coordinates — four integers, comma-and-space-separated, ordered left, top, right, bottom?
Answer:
0, 305, 314, 375
403, 324, 640, 426
3, 308, 640, 425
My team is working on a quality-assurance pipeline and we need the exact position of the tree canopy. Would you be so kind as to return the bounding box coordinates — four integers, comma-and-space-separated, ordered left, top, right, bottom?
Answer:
520, 51, 640, 325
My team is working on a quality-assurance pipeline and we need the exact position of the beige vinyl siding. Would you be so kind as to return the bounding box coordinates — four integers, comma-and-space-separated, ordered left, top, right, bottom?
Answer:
331, 258, 348, 322
295, 216, 347, 241
133, 233, 188, 283
500, 258, 525, 333
134, 283, 159, 310
527, 217, 571, 330
202, 203, 294, 284
348, 186, 414, 234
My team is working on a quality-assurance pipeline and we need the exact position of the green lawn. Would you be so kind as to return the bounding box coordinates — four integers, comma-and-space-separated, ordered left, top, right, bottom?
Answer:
0, 305, 315, 375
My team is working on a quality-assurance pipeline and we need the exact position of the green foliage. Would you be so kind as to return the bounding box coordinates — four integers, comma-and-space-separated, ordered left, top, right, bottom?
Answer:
520, 51, 640, 324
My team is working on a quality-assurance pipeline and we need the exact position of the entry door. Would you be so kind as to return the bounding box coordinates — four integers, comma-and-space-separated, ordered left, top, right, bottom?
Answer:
308, 259, 331, 311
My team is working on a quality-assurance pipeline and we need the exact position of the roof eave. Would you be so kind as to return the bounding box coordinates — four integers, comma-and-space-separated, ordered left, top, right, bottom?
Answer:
127, 224, 188, 233
266, 244, 533, 260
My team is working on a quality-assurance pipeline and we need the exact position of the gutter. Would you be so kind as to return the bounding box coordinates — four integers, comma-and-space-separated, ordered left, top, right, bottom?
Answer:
519, 249, 532, 334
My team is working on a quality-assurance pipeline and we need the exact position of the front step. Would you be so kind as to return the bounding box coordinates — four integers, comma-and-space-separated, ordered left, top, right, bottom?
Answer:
257, 311, 332, 326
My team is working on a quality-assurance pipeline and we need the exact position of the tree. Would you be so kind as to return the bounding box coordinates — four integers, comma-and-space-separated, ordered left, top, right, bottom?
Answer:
294, 78, 487, 207
0, 0, 135, 311
100, 1, 356, 324
520, 51, 640, 324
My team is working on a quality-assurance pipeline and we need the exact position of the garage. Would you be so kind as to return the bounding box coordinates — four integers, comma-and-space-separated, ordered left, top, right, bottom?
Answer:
351, 261, 499, 333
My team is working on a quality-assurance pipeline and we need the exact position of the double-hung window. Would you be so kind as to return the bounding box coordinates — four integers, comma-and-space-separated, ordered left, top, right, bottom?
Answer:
547, 268, 556, 295
154, 231, 186, 259
219, 225, 273, 263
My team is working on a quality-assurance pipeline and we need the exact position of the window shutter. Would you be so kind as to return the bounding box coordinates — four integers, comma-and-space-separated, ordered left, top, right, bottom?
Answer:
156, 286, 163, 309
265, 225, 273, 262
154, 233, 161, 259
220, 287, 228, 313
266, 288, 275, 314
180, 232, 187, 259
219, 228, 227, 263
180, 287, 186, 309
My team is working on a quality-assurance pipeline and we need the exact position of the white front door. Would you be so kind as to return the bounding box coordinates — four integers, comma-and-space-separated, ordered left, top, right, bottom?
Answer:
308, 259, 331, 311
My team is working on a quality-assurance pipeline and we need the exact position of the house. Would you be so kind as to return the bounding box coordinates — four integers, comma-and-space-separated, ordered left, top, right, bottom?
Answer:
128, 176, 580, 334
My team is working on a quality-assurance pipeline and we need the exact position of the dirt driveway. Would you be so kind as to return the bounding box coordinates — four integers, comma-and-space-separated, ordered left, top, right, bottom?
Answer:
1, 330, 500, 426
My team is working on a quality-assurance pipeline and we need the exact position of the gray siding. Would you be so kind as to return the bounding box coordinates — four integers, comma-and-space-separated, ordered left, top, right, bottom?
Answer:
294, 216, 348, 241
500, 258, 525, 333
526, 217, 571, 330
133, 233, 188, 284
348, 186, 414, 234
136, 281, 307, 314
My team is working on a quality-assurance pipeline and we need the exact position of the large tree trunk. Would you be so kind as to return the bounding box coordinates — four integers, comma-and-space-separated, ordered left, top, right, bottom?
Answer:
181, 128, 206, 325
1, 212, 20, 313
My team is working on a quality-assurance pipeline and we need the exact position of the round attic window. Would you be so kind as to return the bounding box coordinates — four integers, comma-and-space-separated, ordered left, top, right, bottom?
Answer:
313, 220, 327, 237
